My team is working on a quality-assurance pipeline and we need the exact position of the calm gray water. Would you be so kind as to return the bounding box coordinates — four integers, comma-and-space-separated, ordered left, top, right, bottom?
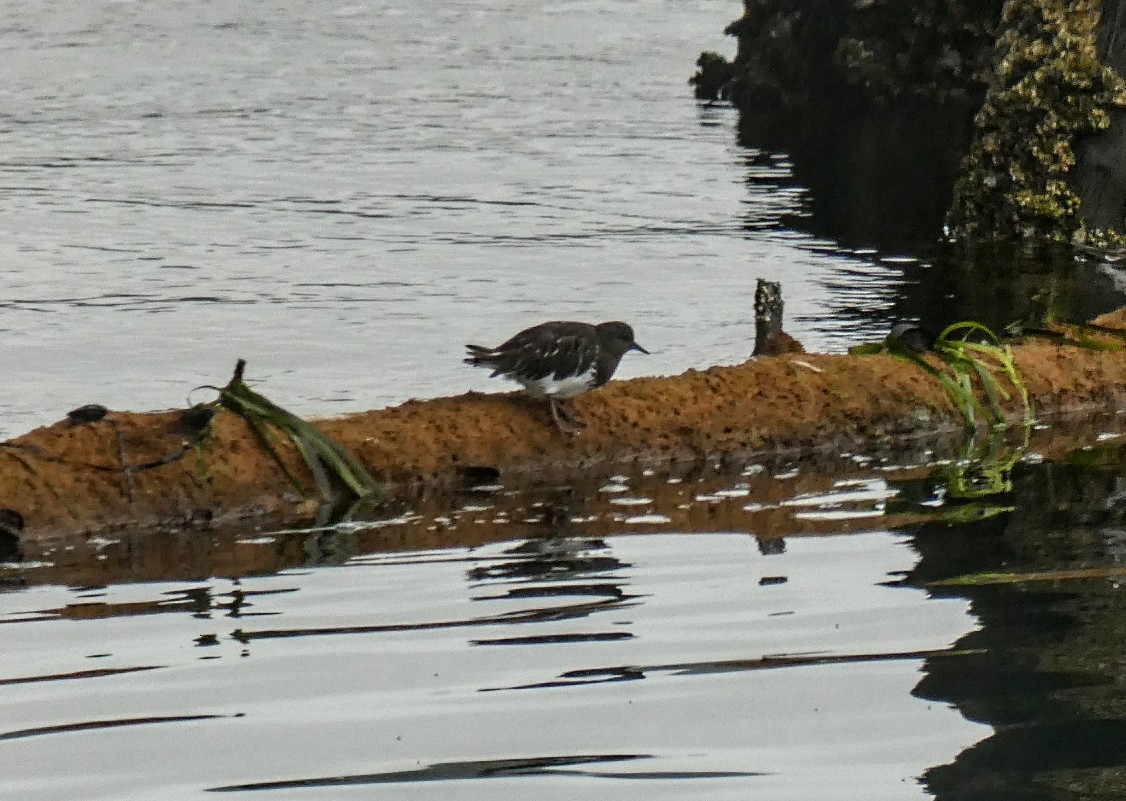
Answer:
0, 0, 907, 437
7, 432, 1126, 800
3, 461, 989, 801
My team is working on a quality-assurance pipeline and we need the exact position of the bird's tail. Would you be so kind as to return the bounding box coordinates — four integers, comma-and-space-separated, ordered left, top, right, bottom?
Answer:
464, 344, 495, 366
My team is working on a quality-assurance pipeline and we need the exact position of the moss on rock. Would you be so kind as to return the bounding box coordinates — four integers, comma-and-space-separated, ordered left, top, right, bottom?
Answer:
945, 0, 1126, 243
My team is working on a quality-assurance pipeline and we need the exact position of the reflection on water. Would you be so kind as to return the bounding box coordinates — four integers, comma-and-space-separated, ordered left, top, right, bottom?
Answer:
907, 447, 1126, 801
3, 423, 1126, 798
210, 753, 759, 792
0, 528, 981, 800
737, 102, 977, 253
734, 90, 1126, 340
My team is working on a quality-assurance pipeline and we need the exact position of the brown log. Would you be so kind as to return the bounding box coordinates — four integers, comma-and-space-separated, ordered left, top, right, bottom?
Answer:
4, 309, 1126, 542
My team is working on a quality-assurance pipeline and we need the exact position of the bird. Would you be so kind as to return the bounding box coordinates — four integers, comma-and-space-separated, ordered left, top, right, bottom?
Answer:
887, 322, 936, 354
168, 404, 216, 438
66, 404, 109, 426
465, 320, 649, 433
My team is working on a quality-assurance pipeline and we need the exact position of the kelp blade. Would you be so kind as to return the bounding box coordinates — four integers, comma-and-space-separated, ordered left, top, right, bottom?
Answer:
218, 361, 384, 503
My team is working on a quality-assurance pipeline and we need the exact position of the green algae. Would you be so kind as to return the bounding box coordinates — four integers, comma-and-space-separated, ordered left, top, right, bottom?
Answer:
947, 0, 1126, 243
856, 320, 1031, 431
215, 360, 384, 505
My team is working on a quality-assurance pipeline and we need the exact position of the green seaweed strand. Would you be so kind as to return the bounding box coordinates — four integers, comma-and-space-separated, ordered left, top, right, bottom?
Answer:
884, 321, 1032, 430
216, 360, 384, 504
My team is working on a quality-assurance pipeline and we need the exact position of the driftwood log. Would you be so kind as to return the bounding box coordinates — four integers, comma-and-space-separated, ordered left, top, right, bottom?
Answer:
1, 302, 1126, 542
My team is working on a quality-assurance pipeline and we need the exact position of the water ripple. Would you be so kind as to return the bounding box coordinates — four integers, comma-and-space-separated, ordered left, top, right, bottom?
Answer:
208, 754, 761, 791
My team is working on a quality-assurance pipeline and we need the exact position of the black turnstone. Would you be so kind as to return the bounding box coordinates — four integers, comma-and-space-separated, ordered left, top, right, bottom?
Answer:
465, 320, 649, 433
887, 323, 936, 354
66, 404, 109, 426
168, 404, 216, 438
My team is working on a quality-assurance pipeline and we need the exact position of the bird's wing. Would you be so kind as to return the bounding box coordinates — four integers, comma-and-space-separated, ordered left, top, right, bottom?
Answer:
484, 325, 595, 381
547, 333, 598, 381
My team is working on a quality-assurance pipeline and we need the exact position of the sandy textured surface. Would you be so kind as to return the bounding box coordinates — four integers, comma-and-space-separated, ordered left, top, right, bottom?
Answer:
4, 317, 1126, 542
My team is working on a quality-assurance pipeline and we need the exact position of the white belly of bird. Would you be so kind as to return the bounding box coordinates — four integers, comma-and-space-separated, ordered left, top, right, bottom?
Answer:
519, 371, 595, 399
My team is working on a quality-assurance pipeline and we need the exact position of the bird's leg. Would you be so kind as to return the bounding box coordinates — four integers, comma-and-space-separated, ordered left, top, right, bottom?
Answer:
557, 399, 584, 427
549, 398, 585, 435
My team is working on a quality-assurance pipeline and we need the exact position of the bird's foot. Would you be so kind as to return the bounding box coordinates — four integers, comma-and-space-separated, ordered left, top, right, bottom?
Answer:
550, 399, 585, 436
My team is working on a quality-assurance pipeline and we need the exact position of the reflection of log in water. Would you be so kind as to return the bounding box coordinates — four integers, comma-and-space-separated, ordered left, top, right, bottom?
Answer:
904, 448, 1126, 799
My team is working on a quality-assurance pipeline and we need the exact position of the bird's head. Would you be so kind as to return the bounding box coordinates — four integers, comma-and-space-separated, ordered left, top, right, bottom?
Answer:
597, 321, 649, 356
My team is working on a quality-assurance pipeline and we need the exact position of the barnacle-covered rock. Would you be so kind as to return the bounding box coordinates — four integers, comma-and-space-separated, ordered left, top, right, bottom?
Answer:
947, 0, 1126, 243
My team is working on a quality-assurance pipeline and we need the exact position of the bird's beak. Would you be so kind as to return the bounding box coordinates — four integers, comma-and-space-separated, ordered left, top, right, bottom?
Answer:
631, 342, 650, 355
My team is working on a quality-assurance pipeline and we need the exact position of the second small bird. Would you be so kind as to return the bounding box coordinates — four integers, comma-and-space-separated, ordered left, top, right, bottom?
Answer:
465, 320, 649, 434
